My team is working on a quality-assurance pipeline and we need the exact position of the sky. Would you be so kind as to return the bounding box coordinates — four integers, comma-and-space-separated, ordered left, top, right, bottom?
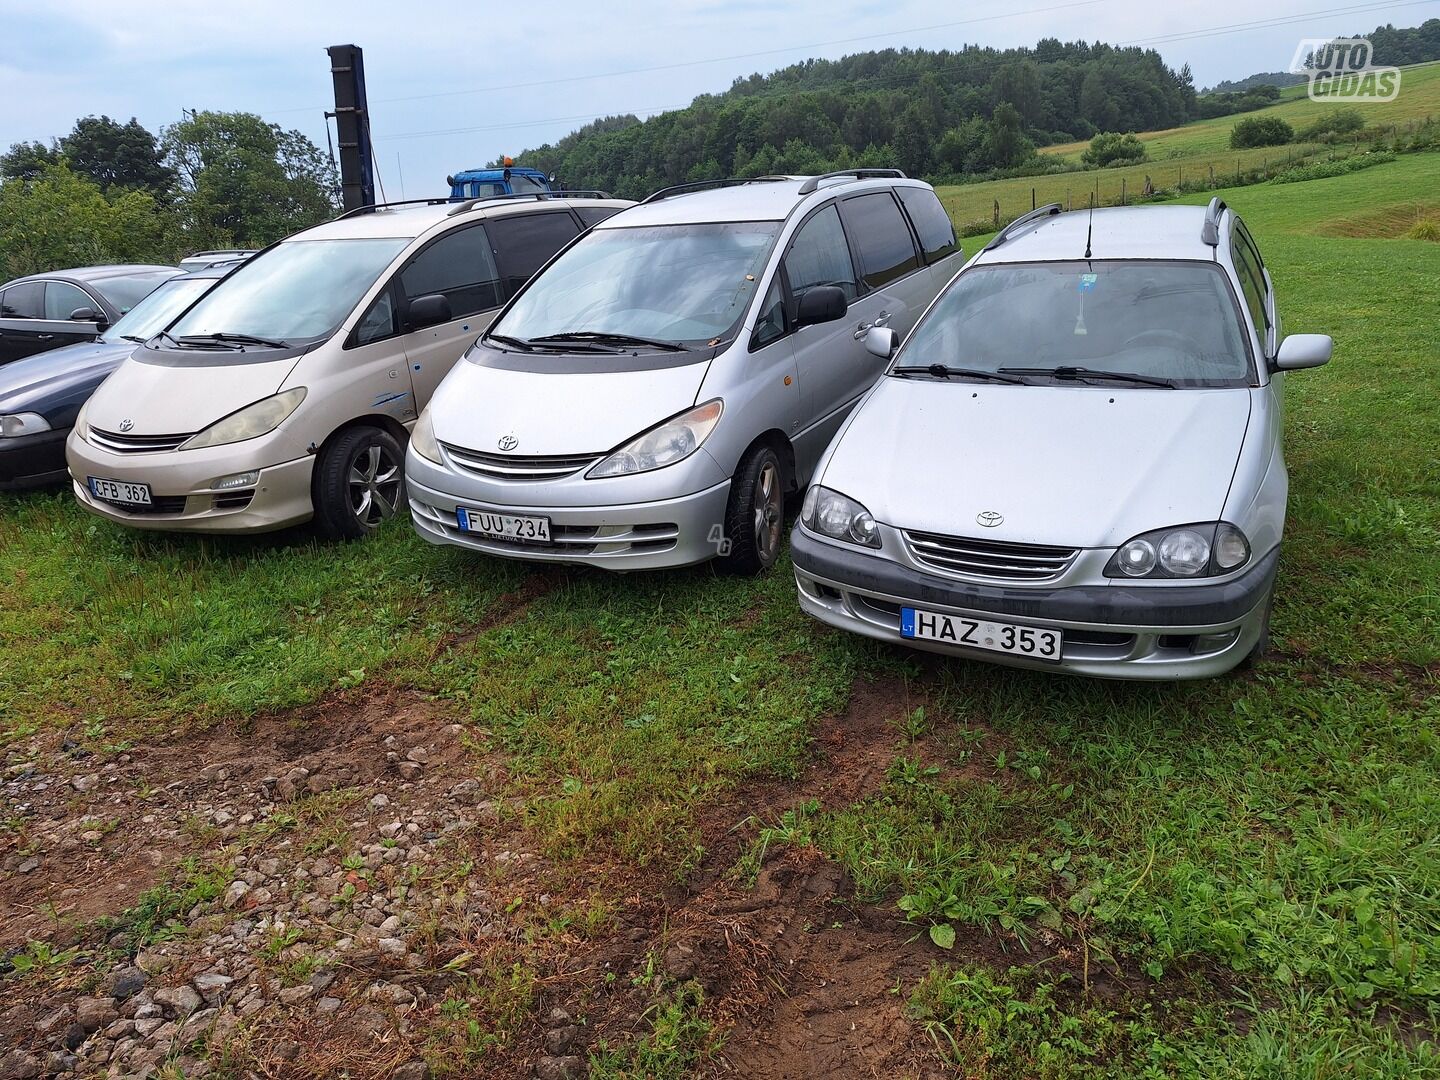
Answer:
1, 0, 1435, 199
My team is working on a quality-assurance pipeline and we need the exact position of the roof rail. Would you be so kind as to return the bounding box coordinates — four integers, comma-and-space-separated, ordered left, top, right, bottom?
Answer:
981, 203, 1064, 252
335, 197, 458, 221
639, 176, 792, 205
1201, 197, 1228, 246
796, 168, 907, 195
445, 190, 615, 216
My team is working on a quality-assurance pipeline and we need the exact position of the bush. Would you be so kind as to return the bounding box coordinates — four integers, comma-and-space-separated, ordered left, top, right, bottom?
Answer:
1269, 151, 1395, 184
1081, 132, 1147, 167
1408, 218, 1440, 242
1299, 108, 1366, 142
1230, 115, 1295, 149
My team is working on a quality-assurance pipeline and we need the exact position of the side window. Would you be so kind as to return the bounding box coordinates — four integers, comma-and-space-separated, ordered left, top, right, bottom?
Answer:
575, 205, 622, 228
751, 277, 787, 350
468, 181, 507, 198
509, 174, 548, 195
399, 224, 502, 320
841, 192, 920, 289
1, 281, 44, 319
784, 204, 858, 308
897, 187, 959, 264
354, 289, 397, 346
45, 281, 95, 321
1230, 236, 1268, 346
488, 212, 581, 300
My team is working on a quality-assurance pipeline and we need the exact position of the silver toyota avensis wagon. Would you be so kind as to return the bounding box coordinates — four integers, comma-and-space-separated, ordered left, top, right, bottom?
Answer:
791, 199, 1332, 680
406, 170, 966, 573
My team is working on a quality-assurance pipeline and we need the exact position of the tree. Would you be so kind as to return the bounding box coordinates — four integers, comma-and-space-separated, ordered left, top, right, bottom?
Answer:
1230, 115, 1294, 149
1, 141, 60, 183
981, 102, 1035, 170
59, 116, 174, 196
892, 105, 932, 176
160, 111, 338, 248
1082, 132, 1148, 167
0, 163, 176, 279
994, 61, 1044, 128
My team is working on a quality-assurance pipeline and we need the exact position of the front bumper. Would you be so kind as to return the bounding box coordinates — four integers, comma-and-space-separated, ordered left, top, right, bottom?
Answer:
408, 473, 733, 571
67, 431, 315, 533
791, 526, 1278, 680
0, 428, 70, 490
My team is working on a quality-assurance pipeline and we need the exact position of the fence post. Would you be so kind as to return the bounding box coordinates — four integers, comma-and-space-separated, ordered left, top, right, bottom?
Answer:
993, 199, 1000, 226
1178, 165, 1183, 188
1209, 164, 1215, 188
1121, 177, 1126, 205
1032, 187, 1036, 211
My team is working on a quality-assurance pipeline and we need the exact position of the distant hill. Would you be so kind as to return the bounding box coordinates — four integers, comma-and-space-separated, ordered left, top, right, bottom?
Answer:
1202, 72, 1306, 95
506, 19, 1440, 198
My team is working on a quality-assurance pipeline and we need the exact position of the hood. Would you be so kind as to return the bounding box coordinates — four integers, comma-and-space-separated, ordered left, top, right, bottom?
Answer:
0, 339, 136, 419
820, 379, 1253, 549
430, 357, 710, 456
84, 352, 301, 436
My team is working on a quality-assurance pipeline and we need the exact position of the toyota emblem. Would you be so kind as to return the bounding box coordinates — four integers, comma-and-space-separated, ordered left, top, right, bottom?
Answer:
976, 510, 1004, 528
497, 434, 518, 451
119, 419, 134, 432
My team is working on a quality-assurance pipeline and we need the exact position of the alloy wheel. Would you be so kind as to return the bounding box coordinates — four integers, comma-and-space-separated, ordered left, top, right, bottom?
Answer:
348, 442, 402, 528
753, 460, 782, 564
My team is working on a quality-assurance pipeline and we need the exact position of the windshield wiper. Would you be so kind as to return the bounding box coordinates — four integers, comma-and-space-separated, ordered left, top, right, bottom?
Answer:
998, 365, 1176, 389
181, 331, 290, 350
486, 333, 535, 353
119, 334, 147, 343
892, 364, 1027, 385
530, 330, 687, 352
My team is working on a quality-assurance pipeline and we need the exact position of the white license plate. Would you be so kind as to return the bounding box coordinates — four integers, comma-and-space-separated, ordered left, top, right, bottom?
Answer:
88, 476, 152, 506
901, 607, 1062, 661
457, 507, 551, 542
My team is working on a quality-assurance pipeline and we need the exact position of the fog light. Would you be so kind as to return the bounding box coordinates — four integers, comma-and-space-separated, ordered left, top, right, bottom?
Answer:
212, 470, 258, 491
1194, 630, 1240, 654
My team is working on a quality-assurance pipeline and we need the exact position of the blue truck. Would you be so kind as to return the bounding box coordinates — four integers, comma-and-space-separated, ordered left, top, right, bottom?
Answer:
446, 159, 554, 200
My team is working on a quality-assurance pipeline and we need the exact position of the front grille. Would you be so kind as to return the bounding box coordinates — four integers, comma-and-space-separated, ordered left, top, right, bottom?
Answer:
904, 531, 1078, 582
100, 495, 189, 515
442, 445, 601, 481
88, 428, 194, 454
411, 500, 677, 556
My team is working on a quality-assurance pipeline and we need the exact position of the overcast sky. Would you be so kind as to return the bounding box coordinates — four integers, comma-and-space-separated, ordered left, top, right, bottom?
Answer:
1, 0, 1434, 198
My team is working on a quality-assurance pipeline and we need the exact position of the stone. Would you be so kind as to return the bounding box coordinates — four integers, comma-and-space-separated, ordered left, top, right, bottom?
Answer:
59, 1024, 87, 1051
222, 880, 250, 909
278, 985, 315, 1006
33, 1005, 71, 1034
377, 937, 407, 957
272, 1041, 302, 1062
71, 774, 100, 793
405, 747, 430, 764
73, 996, 118, 1033
316, 996, 342, 1015
0, 1051, 42, 1079
534, 1056, 584, 1080
396, 761, 423, 781
154, 985, 203, 1017
392, 1063, 430, 1080
192, 972, 234, 1001
368, 794, 390, 809
108, 966, 148, 1000
543, 1025, 581, 1057
379, 821, 403, 839
449, 779, 482, 804
16, 857, 38, 874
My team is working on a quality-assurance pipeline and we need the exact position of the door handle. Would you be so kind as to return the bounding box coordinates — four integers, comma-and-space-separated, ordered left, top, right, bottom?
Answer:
853, 311, 892, 339
36, 334, 54, 341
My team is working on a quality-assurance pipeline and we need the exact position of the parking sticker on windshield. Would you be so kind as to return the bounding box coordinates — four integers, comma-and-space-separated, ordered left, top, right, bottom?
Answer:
1078, 273, 1098, 292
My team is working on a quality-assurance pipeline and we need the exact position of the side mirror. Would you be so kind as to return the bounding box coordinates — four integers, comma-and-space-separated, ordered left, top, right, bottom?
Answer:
407, 294, 453, 332
864, 326, 898, 359
70, 306, 104, 324
795, 285, 847, 328
1273, 333, 1332, 371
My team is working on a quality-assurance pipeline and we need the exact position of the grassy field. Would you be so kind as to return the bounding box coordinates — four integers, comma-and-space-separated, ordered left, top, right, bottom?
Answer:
932, 61, 1440, 229
2, 153, 1439, 1076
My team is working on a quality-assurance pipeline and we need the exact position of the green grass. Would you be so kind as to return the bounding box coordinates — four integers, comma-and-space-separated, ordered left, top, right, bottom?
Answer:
2, 154, 1438, 1074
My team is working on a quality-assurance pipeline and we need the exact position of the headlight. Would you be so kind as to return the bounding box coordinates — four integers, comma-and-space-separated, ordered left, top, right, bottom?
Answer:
802, 485, 880, 548
0, 413, 51, 438
1105, 522, 1251, 579
74, 400, 91, 439
586, 400, 722, 479
409, 406, 441, 465
179, 388, 307, 451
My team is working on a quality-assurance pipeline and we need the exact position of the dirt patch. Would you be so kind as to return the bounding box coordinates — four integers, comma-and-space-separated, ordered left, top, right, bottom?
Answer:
428, 566, 565, 658
1317, 200, 1440, 238
0, 688, 472, 950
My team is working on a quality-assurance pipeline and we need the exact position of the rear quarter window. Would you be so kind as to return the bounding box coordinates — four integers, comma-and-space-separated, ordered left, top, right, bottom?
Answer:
897, 187, 960, 264
1, 281, 45, 319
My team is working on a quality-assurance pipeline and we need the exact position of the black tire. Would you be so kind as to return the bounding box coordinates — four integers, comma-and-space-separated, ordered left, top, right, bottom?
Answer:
312, 426, 406, 541
1234, 586, 1275, 672
718, 444, 785, 575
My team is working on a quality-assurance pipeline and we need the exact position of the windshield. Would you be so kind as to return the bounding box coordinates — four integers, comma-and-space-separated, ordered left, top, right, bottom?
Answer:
94, 271, 179, 314
491, 221, 780, 350
898, 260, 1254, 387
169, 238, 408, 344
103, 276, 217, 342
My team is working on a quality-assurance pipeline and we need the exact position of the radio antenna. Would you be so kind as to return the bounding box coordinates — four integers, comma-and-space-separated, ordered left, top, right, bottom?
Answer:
1084, 199, 1094, 260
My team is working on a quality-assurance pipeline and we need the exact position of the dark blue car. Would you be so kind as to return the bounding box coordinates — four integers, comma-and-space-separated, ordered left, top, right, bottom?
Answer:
0, 263, 237, 490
